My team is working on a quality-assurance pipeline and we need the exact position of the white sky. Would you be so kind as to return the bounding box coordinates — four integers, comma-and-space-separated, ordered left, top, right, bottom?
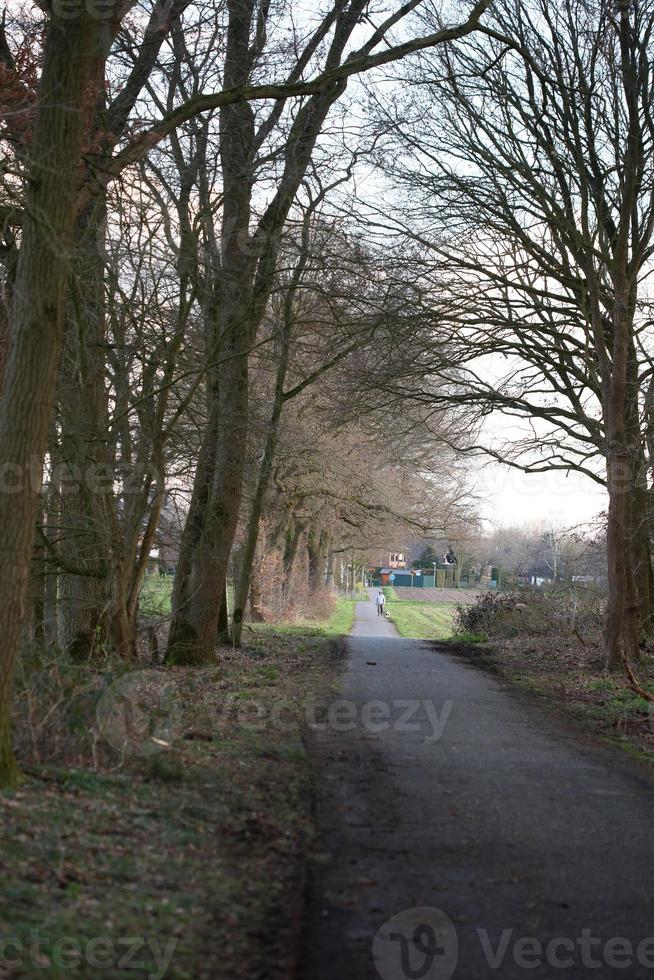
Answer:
463, 411, 608, 530
475, 461, 607, 530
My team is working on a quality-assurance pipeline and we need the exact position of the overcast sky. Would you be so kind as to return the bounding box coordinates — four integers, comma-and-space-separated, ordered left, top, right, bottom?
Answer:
476, 460, 607, 530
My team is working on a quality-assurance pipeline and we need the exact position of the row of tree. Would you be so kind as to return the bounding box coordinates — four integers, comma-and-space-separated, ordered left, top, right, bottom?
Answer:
0, 0, 489, 785
3, 0, 654, 788
355, 0, 654, 669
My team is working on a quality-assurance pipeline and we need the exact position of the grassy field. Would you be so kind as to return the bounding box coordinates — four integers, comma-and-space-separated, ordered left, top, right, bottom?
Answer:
139, 573, 174, 616
382, 588, 457, 640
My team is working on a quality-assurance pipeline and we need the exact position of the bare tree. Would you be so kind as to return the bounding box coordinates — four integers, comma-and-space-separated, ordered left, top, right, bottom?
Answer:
0, 0, 491, 781
164, 0, 491, 663
366, 0, 654, 668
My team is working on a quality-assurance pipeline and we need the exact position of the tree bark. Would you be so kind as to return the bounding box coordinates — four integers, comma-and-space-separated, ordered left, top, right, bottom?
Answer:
604, 282, 640, 669
232, 312, 292, 646
307, 526, 329, 594
282, 518, 304, 596
249, 563, 266, 621
630, 447, 654, 641
165, 0, 256, 664
0, 13, 107, 786
166, 395, 221, 663
57, 193, 112, 657
166, 1, 359, 664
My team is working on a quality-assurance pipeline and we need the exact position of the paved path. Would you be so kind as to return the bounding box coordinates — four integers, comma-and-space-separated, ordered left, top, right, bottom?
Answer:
300, 592, 654, 979
352, 591, 399, 638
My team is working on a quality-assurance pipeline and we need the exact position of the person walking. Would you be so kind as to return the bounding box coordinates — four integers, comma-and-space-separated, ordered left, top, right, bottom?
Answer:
376, 590, 386, 616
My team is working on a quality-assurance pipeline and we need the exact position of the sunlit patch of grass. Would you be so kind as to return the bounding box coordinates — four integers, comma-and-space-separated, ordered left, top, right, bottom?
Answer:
448, 631, 489, 644
385, 601, 456, 641
139, 573, 173, 616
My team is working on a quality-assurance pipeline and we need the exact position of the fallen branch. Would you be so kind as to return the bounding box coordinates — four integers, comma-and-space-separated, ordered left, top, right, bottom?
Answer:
622, 654, 654, 703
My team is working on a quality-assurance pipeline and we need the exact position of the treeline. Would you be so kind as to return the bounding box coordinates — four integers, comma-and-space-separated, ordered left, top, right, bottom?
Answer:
0, 0, 487, 784
3, 0, 654, 788
356, 0, 654, 670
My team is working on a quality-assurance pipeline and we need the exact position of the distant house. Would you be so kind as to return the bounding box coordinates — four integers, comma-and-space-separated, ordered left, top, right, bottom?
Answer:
369, 550, 407, 572
368, 548, 407, 585
389, 552, 407, 568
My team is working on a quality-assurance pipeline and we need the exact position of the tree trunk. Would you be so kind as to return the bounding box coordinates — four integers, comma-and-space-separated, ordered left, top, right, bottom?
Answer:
232, 323, 291, 646
107, 561, 137, 659
325, 550, 335, 588
166, 403, 220, 663
282, 519, 304, 598
167, 0, 356, 664
57, 192, 112, 657
628, 344, 654, 640
307, 526, 329, 594
166, 353, 249, 663
217, 585, 230, 643
630, 451, 654, 641
249, 563, 266, 622
604, 284, 640, 669
605, 457, 639, 669
0, 13, 106, 786
42, 437, 61, 648
29, 511, 47, 646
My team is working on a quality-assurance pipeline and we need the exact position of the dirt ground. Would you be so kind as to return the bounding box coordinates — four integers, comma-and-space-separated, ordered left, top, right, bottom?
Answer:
389, 586, 483, 604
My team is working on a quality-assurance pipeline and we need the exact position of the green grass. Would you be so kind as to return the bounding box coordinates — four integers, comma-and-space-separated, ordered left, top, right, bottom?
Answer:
139, 573, 173, 616
252, 597, 356, 639
379, 586, 457, 640
386, 600, 457, 640
447, 630, 489, 644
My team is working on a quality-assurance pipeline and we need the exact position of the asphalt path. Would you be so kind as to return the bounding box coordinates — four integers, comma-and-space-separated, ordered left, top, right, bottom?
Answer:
300, 591, 654, 980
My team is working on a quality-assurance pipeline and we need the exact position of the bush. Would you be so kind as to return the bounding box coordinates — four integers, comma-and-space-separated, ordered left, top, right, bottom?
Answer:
454, 586, 605, 641
12, 646, 176, 771
12, 646, 108, 769
306, 588, 337, 622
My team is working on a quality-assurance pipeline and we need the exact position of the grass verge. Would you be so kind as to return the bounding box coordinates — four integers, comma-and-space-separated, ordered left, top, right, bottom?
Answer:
139, 574, 174, 617
1, 631, 341, 979
251, 597, 356, 639
383, 598, 456, 641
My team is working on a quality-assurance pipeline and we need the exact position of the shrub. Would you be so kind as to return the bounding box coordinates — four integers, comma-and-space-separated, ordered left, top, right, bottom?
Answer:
306, 587, 337, 622
12, 646, 108, 769
454, 586, 604, 642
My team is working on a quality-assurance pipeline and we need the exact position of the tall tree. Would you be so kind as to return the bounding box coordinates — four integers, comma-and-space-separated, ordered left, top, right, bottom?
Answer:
0, 0, 490, 781
368, 0, 654, 668
0, 8, 121, 785
166, 0, 491, 663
